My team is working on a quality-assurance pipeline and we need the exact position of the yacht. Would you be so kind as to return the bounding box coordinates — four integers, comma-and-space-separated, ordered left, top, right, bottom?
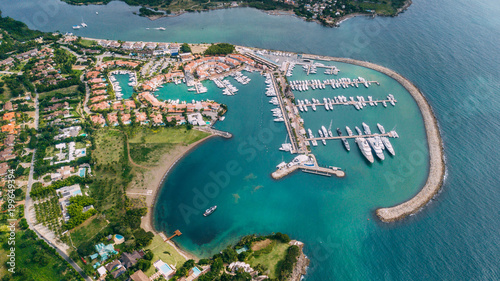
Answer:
321, 126, 328, 137
377, 123, 385, 134
355, 126, 363, 136
203, 206, 217, 217
356, 138, 374, 163
367, 138, 385, 160
362, 122, 371, 135
337, 128, 350, 151
72, 25, 81, 30
346, 126, 353, 136
381, 137, 395, 156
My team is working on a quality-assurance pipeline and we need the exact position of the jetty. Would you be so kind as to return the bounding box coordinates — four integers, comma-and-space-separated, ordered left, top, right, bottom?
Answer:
271, 73, 300, 154
161, 230, 182, 242
296, 99, 396, 109
195, 127, 232, 138
306, 132, 395, 141
272, 154, 345, 180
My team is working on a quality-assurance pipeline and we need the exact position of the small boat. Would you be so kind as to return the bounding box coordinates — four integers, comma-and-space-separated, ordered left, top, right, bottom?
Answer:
203, 206, 217, 217
72, 25, 81, 30
96, 12, 99, 15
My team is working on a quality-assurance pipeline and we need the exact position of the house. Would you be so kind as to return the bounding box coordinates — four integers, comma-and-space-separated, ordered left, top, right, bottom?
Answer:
151, 112, 164, 125
0, 148, 16, 161
91, 114, 106, 126
187, 113, 206, 126
129, 270, 149, 281
0, 163, 9, 176
3, 112, 16, 121
120, 250, 144, 268
179, 52, 194, 62
4, 135, 15, 147
1, 123, 21, 134
96, 266, 107, 277
124, 100, 136, 109
3, 101, 13, 111
135, 112, 148, 124
121, 113, 131, 125
107, 113, 119, 126
0, 58, 14, 67
52, 166, 75, 181
105, 260, 126, 279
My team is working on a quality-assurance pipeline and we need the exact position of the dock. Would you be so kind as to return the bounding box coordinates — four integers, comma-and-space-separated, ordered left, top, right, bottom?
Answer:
296, 99, 397, 109
306, 132, 395, 141
271, 74, 300, 153
162, 230, 182, 242
271, 154, 345, 179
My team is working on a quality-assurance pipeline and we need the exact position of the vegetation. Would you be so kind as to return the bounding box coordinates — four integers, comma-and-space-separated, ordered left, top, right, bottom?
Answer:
204, 43, 235, 56
0, 229, 84, 280
0, 11, 44, 41
277, 245, 300, 280
138, 7, 164, 17
180, 43, 192, 53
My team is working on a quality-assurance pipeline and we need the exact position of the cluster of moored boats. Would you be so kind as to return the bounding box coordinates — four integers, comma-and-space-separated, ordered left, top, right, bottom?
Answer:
230, 71, 251, 84
290, 77, 378, 91
109, 70, 137, 99
306, 123, 398, 163
295, 94, 396, 112
212, 78, 239, 96
187, 82, 208, 94
264, 74, 284, 123
303, 64, 317, 74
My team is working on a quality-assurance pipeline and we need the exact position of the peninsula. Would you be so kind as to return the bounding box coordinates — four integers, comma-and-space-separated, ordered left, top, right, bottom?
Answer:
62, 0, 412, 27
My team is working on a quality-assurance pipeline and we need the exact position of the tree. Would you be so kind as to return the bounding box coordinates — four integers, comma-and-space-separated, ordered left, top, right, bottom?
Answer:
222, 247, 238, 263
180, 43, 191, 53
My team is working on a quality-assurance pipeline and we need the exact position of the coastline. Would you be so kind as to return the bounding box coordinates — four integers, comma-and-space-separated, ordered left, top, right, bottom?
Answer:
130, 135, 216, 260
302, 54, 445, 222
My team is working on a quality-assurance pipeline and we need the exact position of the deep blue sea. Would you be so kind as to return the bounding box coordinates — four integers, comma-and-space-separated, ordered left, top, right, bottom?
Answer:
1, 0, 499, 280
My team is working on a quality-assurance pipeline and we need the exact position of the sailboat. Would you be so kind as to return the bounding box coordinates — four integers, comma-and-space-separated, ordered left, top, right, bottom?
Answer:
81, 17, 87, 28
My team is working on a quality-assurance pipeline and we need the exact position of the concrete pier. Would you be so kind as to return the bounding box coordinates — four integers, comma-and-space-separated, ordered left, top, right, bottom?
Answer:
271, 154, 345, 180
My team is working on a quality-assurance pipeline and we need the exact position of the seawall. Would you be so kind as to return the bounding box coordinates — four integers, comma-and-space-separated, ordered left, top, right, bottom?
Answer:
303, 54, 445, 222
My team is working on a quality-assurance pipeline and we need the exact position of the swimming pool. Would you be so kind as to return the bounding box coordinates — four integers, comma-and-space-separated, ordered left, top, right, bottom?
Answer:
192, 267, 202, 276
160, 263, 172, 273
80, 168, 86, 177
115, 234, 124, 240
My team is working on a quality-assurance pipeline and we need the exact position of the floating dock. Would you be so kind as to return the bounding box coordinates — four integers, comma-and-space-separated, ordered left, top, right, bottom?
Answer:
306, 132, 396, 141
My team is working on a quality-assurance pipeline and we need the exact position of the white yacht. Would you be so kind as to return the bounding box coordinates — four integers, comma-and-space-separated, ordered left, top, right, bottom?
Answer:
362, 122, 371, 135
356, 138, 374, 163
377, 123, 386, 134
367, 138, 385, 160
346, 126, 353, 136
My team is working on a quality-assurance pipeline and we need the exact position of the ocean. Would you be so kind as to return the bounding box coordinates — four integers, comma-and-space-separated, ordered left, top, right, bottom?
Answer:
1, 0, 499, 279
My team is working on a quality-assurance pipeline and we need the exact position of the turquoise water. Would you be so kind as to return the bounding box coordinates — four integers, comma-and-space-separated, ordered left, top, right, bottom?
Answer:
2, 0, 499, 280
114, 73, 134, 100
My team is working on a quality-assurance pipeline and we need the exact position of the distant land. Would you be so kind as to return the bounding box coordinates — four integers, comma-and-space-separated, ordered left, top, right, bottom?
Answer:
61, 0, 412, 26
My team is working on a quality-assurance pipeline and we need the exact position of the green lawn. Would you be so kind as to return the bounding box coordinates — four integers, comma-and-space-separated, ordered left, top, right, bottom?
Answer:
39, 85, 79, 100
70, 216, 109, 248
78, 39, 97, 47
128, 127, 209, 165
128, 127, 209, 145
247, 240, 290, 279
144, 235, 187, 276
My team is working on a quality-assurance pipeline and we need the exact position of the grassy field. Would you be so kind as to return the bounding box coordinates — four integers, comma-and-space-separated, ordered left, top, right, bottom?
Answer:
247, 240, 290, 279
128, 127, 208, 165
39, 85, 79, 99
144, 235, 187, 276
93, 129, 125, 166
78, 39, 97, 47
69, 215, 109, 248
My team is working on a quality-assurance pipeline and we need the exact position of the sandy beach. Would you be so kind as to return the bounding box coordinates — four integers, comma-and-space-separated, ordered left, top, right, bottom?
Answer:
126, 135, 215, 260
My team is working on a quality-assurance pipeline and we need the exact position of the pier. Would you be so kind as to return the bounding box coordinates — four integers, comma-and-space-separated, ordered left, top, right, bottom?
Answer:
195, 127, 233, 138
306, 132, 395, 141
161, 230, 182, 242
296, 99, 397, 109
271, 154, 345, 179
271, 74, 300, 154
